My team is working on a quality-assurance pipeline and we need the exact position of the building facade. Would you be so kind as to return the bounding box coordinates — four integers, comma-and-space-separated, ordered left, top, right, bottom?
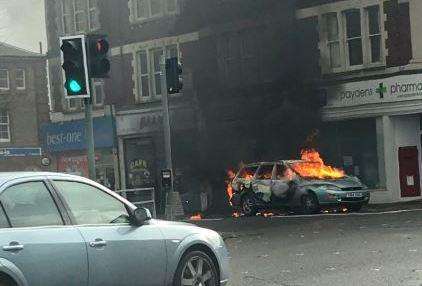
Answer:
45, 0, 321, 213
297, 0, 422, 203
0, 42, 49, 171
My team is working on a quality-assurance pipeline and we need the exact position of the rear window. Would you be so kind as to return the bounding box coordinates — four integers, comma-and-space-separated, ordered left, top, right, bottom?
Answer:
238, 166, 258, 179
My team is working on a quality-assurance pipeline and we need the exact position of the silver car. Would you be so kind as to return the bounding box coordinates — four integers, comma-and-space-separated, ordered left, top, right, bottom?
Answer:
0, 172, 229, 286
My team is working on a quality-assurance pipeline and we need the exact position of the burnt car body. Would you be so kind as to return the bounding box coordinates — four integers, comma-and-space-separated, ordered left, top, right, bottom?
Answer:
230, 161, 370, 215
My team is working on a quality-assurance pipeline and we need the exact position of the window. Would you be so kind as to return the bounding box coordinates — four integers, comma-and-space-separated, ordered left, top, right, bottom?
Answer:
88, 0, 100, 30
137, 45, 180, 99
133, 0, 178, 21
53, 181, 129, 225
220, 35, 240, 87
74, 0, 88, 32
62, 0, 73, 34
94, 81, 104, 105
256, 164, 274, 180
138, 50, 150, 97
0, 111, 10, 142
238, 166, 258, 179
367, 5, 381, 63
16, 69, 25, 90
68, 99, 77, 110
0, 69, 9, 90
345, 9, 363, 66
0, 182, 63, 228
323, 13, 341, 68
0, 204, 9, 228
152, 48, 163, 96
275, 164, 288, 180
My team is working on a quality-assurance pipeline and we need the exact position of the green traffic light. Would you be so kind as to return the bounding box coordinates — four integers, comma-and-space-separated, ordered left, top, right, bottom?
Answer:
69, 79, 82, 93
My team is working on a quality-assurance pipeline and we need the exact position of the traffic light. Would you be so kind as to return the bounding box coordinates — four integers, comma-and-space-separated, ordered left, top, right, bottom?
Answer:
60, 35, 90, 98
87, 35, 110, 78
166, 57, 183, 94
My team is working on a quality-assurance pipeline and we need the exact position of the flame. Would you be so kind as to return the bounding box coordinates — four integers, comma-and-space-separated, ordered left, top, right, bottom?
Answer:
226, 170, 236, 203
292, 149, 345, 179
232, 211, 241, 218
190, 213, 202, 221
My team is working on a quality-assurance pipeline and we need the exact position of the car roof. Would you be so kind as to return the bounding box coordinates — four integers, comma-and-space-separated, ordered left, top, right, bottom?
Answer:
0, 172, 81, 187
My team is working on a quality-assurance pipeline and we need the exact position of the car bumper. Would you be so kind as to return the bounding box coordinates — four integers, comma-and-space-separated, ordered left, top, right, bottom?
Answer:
319, 192, 370, 205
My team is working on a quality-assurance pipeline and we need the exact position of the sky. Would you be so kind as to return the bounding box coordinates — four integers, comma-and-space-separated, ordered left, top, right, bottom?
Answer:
0, 0, 47, 53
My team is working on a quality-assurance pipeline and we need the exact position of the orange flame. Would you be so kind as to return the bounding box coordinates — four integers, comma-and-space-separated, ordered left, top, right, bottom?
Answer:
226, 170, 236, 203
292, 149, 345, 179
189, 213, 202, 221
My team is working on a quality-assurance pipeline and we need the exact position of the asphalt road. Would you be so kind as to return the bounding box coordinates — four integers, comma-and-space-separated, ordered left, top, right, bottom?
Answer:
193, 210, 422, 286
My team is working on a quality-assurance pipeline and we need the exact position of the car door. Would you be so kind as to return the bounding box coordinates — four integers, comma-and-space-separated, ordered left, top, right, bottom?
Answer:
51, 179, 167, 286
0, 179, 88, 286
253, 164, 275, 202
272, 163, 291, 199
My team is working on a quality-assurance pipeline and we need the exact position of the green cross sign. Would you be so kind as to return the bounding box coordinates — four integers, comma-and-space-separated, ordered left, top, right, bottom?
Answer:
376, 83, 387, 99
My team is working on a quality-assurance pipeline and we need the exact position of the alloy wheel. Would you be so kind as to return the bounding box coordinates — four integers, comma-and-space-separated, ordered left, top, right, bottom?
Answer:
181, 255, 216, 286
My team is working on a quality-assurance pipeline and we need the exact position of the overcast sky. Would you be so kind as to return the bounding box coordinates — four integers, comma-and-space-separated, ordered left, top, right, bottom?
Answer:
0, 0, 47, 53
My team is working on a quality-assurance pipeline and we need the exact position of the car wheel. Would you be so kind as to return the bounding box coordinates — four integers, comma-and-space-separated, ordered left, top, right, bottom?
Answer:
301, 193, 319, 214
241, 194, 257, 216
348, 203, 363, 212
0, 274, 16, 286
174, 250, 219, 286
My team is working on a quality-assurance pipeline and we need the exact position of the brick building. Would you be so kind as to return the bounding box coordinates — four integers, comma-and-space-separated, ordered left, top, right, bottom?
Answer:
44, 0, 321, 212
297, 0, 422, 203
0, 42, 49, 171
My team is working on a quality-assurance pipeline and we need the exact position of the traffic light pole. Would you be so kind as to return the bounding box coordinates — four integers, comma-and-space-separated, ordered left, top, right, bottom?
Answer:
161, 57, 184, 220
84, 94, 96, 180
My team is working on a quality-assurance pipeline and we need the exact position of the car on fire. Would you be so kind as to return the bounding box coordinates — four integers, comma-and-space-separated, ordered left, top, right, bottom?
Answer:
229, 160, 370, 215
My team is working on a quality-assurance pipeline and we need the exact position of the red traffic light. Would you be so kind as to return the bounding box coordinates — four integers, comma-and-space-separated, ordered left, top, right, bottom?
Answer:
95, 39, 109, 54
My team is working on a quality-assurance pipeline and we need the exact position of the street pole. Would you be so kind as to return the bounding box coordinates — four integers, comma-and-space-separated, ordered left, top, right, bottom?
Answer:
161, 56, 184, 220
85, 92, 96, 180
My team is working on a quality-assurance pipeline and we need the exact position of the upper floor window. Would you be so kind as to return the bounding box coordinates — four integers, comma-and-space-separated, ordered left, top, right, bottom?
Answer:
136, 44, 179, 100
0, 70, 9, 90
60, 0, 100, 34
0, 111, 10, 142
132, 0, 178, 22
321, 4, 383, 73
67, 98, 77, 110
93, 80, 105, 106
16, 69, 25, 90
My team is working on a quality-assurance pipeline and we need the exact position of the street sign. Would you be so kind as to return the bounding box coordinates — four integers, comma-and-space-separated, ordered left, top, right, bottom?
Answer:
0, 148, 42, 157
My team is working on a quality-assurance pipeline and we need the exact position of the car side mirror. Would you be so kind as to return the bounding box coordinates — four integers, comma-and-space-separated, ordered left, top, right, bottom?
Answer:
131, 207, 152, 226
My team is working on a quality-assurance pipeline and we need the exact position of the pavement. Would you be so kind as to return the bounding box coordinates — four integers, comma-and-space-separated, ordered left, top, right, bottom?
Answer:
190, 206, 422, 286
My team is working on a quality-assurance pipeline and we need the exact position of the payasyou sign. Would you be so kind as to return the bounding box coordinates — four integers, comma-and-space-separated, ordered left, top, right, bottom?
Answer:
325, 73, 422, 108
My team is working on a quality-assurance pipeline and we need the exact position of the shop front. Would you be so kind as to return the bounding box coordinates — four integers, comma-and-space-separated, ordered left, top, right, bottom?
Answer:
322, 72, 422, 203
41, 116, 117, 190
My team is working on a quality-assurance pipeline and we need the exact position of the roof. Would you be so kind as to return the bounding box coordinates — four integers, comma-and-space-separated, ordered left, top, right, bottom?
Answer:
0, 172, 78, 187
0, 42, 43, 58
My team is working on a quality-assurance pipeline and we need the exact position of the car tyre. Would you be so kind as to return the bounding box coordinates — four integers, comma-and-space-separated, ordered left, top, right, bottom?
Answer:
241, 194, 257, 216
173, 250, 219, 286
348, 203, 363, 212
301, 192, 319, 214
0, 274, 16, 286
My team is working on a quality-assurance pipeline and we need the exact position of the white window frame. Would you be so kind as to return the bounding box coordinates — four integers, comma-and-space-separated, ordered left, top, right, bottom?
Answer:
93, 80, 105, 106
135, 44, 180, 102
0, 111, 10, 143
343, 9, 364, 70
67, 99, 77, 111
0, 69, 9, 90
318, 2, 385, 74
151, 47, 164, 97
15, 69, 26, 90
365, 5, 382, 65
132, 0, 178, 22
61, 0, 73, 34
74, 0, 88, 33
88, 0, 100, 31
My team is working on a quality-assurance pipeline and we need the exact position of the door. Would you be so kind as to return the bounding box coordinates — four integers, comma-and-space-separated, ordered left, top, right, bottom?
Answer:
0, 180, 88, 286
398, 146, 421, 197
52, 180, 166, 286
272, 164, 291, 199
253, 164, 275, 203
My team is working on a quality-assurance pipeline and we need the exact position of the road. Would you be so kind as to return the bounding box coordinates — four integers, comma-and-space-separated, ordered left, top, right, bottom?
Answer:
193, 210, 422, 286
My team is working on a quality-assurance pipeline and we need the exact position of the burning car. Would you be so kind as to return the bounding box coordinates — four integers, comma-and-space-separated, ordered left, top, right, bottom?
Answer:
228, 150, 370, 215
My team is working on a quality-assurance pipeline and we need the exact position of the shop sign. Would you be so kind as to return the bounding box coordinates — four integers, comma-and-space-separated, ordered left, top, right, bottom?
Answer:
0, 148, 42, 157
41, 116, 114, 153
326, 73, 422, 108
57, 155, 88, 178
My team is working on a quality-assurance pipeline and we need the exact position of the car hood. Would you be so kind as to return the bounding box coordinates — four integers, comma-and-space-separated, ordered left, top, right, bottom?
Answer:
296, 176, 365, 189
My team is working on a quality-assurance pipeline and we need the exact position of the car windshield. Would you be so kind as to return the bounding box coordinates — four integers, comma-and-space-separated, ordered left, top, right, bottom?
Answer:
289, 161, 346, 180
